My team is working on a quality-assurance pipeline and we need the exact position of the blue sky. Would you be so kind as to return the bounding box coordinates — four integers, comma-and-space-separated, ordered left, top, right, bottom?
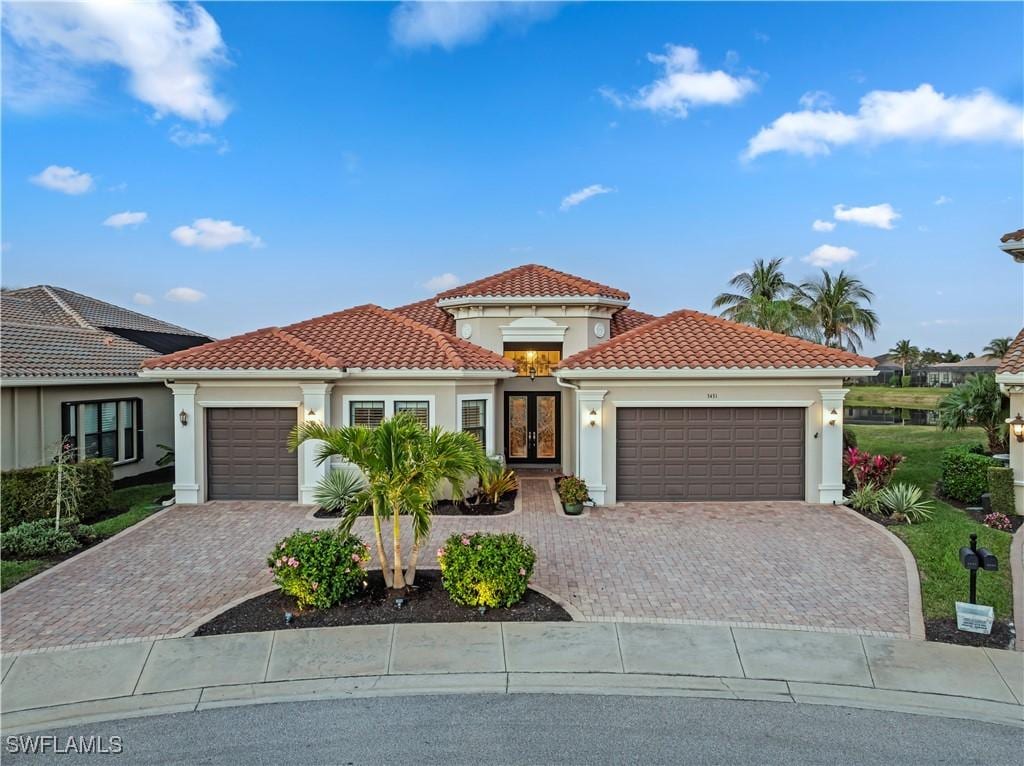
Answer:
3, 1, 1022, 355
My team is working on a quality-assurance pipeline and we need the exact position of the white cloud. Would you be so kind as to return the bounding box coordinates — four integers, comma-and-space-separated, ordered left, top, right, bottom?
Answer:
30, 165, 93, 195
165, 287, 205, 303
390, 1, 557, 51
169, 125, 229, 153
2, 1, 229, 123
423, 273, 461, 291
560, 184, 614, 211
811, 219, 836, 232
804, 244, 858, 267
132, 292, 154, 305
171, 218, 263, 250
799, 90, 834, 110
745, 84, 1024, 160
833, 203, 900, 229
934, 195, 952, 205
103, 211, 148, 228
604, 44, 756, 118
919, 318, 963, 327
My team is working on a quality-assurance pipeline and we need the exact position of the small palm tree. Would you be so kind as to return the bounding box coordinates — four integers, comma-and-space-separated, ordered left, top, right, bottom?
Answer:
795, 270, 879, 352
983, 337, 1012, 358
290, 413, 487, 590
713, 258, 798, 326
937, 374, 1008, 453
888, 339, 920, 376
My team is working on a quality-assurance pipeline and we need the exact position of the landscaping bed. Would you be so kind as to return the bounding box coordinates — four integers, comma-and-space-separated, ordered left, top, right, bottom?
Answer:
925, 618, 1014, 650
194, 569, 571, 635
313, 490, 516, 519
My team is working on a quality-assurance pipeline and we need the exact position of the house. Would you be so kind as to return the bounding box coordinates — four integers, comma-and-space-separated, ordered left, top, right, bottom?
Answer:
139, 265, 876, 506
997, 329, 1024, 513
1, 286, 211, 483
922, 356, 1001, 387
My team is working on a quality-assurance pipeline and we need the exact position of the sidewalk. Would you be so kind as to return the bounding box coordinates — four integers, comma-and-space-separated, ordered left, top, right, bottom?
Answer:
2, 622, 1020, 733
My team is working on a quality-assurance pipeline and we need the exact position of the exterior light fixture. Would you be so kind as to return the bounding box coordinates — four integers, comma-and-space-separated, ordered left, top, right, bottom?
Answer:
178, 409, 189, 426
588, 409, 598, 428
827, 408, 839, 427
307, 408, 318, 420
526, 350, 537, 381
528, 365, 537, 381
1007, 413, 1024, 443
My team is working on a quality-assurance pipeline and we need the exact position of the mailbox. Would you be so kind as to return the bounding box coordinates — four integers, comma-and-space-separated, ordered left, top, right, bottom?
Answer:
959, 533, 999, 608
977, 548, 998, 572
958, 547, 979, 569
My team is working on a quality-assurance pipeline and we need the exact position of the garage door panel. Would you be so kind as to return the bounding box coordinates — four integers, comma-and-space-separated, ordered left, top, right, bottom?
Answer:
207, 407, 298, 501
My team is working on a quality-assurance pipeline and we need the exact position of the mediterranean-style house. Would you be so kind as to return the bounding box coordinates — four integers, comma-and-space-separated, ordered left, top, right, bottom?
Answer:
139, 265, 877, 506
1, 286, 211, 483
996, 228, 1024, 512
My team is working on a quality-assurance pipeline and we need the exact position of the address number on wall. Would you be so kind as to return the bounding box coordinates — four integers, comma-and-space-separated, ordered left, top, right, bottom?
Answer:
706, 393, 718, 399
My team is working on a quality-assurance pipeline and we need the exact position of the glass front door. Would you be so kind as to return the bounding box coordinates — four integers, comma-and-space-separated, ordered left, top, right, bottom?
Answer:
504, 392, 560, 463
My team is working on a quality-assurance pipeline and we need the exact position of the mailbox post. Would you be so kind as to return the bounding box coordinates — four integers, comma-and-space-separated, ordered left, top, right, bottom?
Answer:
958, 533, 998, 604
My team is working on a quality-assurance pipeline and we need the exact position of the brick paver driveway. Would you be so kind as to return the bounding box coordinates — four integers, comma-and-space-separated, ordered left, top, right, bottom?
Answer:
1, 478, 913, 652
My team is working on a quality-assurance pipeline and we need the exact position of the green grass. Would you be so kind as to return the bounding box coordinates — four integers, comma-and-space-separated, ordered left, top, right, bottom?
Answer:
0, 482, 172, 592
850, 425, 1013, 620
845, 385, 947, 409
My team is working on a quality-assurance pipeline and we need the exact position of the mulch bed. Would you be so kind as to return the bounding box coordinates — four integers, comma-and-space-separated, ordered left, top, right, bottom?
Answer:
850, 508, 907, 527
962, 507, 1024, 533
194, 569, 571, 636
313, 491, 516, 519
925, 618, 1015, 650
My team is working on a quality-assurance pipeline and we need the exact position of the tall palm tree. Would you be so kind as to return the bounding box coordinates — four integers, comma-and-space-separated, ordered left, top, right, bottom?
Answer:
937, 374, 1008, 453
795, 270, 879, 352
983, 337, 1012, 358
290, 413, 487, 590
888, 339, 920, 376
713, 258, 798, 328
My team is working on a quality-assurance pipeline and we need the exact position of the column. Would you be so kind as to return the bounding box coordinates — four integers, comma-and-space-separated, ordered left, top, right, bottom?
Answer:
818, 388, 849, 504
169, 383, 200, 504
576, 389, 608, 506
300, 383, 333, 504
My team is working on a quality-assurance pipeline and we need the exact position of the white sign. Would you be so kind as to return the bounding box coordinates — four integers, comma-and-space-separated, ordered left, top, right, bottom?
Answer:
955, 602, 994, 635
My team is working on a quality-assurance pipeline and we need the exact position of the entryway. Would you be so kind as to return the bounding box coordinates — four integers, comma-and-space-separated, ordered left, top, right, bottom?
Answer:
505, 391, 561, 464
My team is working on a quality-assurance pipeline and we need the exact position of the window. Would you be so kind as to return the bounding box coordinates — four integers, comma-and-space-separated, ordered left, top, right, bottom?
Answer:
350, 400, 385, 428
461, 399, 486, 446
61, 399, 142, 464
503, 342, 561, 377
394, 401, 430, 428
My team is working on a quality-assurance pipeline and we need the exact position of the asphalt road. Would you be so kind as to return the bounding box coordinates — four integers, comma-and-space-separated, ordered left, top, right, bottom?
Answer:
4, 694, 1021, 765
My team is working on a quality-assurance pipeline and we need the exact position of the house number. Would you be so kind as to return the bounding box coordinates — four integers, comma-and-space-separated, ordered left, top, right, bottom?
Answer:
706, 393, 718, 399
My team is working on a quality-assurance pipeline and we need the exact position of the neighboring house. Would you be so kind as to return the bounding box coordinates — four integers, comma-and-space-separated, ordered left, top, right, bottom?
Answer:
140, 265, 875, 506
922, 356, 1001, 387
863, 353, 919, 387
1, 286, 212, 483
999, 228, 1024, 263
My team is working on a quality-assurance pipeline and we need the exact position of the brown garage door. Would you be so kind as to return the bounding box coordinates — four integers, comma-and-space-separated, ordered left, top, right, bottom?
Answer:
206, 408, 298, 501
616, 407, 804, 502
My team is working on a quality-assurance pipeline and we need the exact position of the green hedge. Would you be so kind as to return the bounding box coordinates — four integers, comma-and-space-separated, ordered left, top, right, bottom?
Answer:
987, 467, 1016, 516
0, 459, 113, 530
939, 447, 995, 504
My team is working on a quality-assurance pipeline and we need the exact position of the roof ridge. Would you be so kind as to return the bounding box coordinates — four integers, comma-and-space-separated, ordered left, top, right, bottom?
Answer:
370, 305, 467, 369
141, 327, 272, 368
49, 285, 204, 337
435, 263, 630, 301
271, 327, 343, 369
41, 285, 92, 330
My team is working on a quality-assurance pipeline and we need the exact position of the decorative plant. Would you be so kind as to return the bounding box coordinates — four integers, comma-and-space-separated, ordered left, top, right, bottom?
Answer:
267, 529, 370, 610
46, 440, 83, 532
877, 483, 933, 524
557, 475, 589, 505
438, 532, 536, 608
844, 447, 905, 490
155, 443, 175, 468
986, 466, 1015, 516
983, 512, 1012, 532
937, 374, 1009, 454
477, 460, 518, 505
313, 469, 366, 511
940, 447, 996, 503
844, 485, 882, 515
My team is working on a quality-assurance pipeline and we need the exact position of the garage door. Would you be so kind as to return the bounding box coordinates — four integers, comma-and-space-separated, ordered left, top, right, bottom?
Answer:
616, 407, 804, 502
206, 408, 298, 501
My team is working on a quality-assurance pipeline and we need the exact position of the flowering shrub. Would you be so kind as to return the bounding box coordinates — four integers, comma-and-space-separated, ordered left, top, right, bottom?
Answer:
983, 512, 1012, 532
844, 447, 905, 490
557, 476, 589, 505
267, 529, 369, 610
438, 532, 536, 608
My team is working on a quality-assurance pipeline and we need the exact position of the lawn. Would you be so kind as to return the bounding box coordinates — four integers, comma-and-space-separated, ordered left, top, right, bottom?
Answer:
849, 425, 1013, 621
0, 481, 172, 592
845, 385, 947, 409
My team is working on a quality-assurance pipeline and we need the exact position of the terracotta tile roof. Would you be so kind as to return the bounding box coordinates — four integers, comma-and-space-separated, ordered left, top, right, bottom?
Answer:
436, 264, 629, 302
143, 305, 513, 372
1000, 229, 1024, 243
558, 309, 876, 371
998, 328, 1024, 375
391, 298, 455, 334
610, 307, 656, 336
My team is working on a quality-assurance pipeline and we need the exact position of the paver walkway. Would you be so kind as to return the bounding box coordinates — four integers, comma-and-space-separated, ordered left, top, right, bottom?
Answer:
1, 478, 914, 652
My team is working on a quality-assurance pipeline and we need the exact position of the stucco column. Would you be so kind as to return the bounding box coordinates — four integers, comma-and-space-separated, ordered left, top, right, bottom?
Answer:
300, 383, 333, 504
576, 389, 608, 506
169, 383, 200, 504
1008, 389, 1024, 514
818, 388, 849, 504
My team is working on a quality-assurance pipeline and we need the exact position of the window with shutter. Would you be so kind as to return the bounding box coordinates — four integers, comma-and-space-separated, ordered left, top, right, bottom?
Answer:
350, 401, 385, 428
461, 399, 486, 445
60, 398, 142, 464
394, 401, 430, 428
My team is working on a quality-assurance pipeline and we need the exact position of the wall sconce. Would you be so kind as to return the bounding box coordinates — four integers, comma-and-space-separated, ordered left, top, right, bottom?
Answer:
826, 408, 839, 427
178, 409, 189, 427
1006, 413, 1024, 443
588, 409, 598, 428
526, 350, 537, 381
306, 408, 318, 421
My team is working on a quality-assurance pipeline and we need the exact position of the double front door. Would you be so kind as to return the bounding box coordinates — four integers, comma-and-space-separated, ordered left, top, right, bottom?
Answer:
505, 391, 560, 464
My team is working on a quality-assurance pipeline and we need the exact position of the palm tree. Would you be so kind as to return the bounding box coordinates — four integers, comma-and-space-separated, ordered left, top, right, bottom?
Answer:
937, 374, 1008, 453
983, 337, 1012, 358
290, 413, 487, 590
713, 258, 798, 328
795, 270, 879, 352
920, 348, 942, 365
888, 339, 920, 376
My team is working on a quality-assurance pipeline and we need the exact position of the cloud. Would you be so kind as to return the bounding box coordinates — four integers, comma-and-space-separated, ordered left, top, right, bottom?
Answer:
604, 45, 756, 118
799, 90, 834, 110
560, 184, 614, 211
804, 244, 858, 267
423, 273, 461, 291
811, 219, 836, 232
744, 84, 1024, 160
169, 125, 229, 153
171, 218, 263, 250
919, 318, 963, 327
132, 292, 154, 306
934, 195, 952, 205
165, 287, 205, 303
833, 203, 900, 229
390, 1, 557, 51
30, 165, 93, 194
2, 1, 230, 123
103, 211, 148, 228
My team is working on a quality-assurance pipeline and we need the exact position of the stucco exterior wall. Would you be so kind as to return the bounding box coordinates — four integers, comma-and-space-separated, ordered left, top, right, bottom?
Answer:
1008, 388, 1023, 514
451, 306, 616, 359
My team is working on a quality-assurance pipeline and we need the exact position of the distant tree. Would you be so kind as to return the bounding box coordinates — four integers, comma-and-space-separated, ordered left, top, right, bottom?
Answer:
938, 374, 1008, 453
984, 337, 1012, 358
888, 340, 920, 376
920, 348, 942, 365
713, 258, 802, 333
941, 350, 962, 363
795, 270, 879, 352
965, 351, 976, 359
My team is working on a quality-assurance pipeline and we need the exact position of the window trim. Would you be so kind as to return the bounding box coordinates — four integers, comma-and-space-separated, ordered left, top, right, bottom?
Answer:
60, 397, 143, 465
348, 399, 386, 429
456, 393, 495, 456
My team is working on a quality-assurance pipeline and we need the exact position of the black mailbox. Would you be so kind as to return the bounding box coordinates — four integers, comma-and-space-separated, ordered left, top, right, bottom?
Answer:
960, 533, 998, 605
959, 547, 979, 570
977, 548, 998, 572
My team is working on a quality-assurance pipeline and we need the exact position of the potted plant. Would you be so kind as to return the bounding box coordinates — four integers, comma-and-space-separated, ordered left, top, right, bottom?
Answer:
558, 475, 589, 515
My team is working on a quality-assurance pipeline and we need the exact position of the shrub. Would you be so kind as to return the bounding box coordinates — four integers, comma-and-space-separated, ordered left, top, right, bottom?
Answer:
983, 512, 1012, 532
987, 467, 1016, 516
878, 483, 934, 524
0, 517, 95, 559
438, 532, 536, 608
1, 459, 113, 530
313, 469, 366, 511
844, 448, 905, 490
557, 475, 589, 505
268, 529, 370, 610
842, 427, 858, 452
477, 460, 518, 505
940, 447, 996, 503
845, 485, 882, 515
900, 375, 912, 388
